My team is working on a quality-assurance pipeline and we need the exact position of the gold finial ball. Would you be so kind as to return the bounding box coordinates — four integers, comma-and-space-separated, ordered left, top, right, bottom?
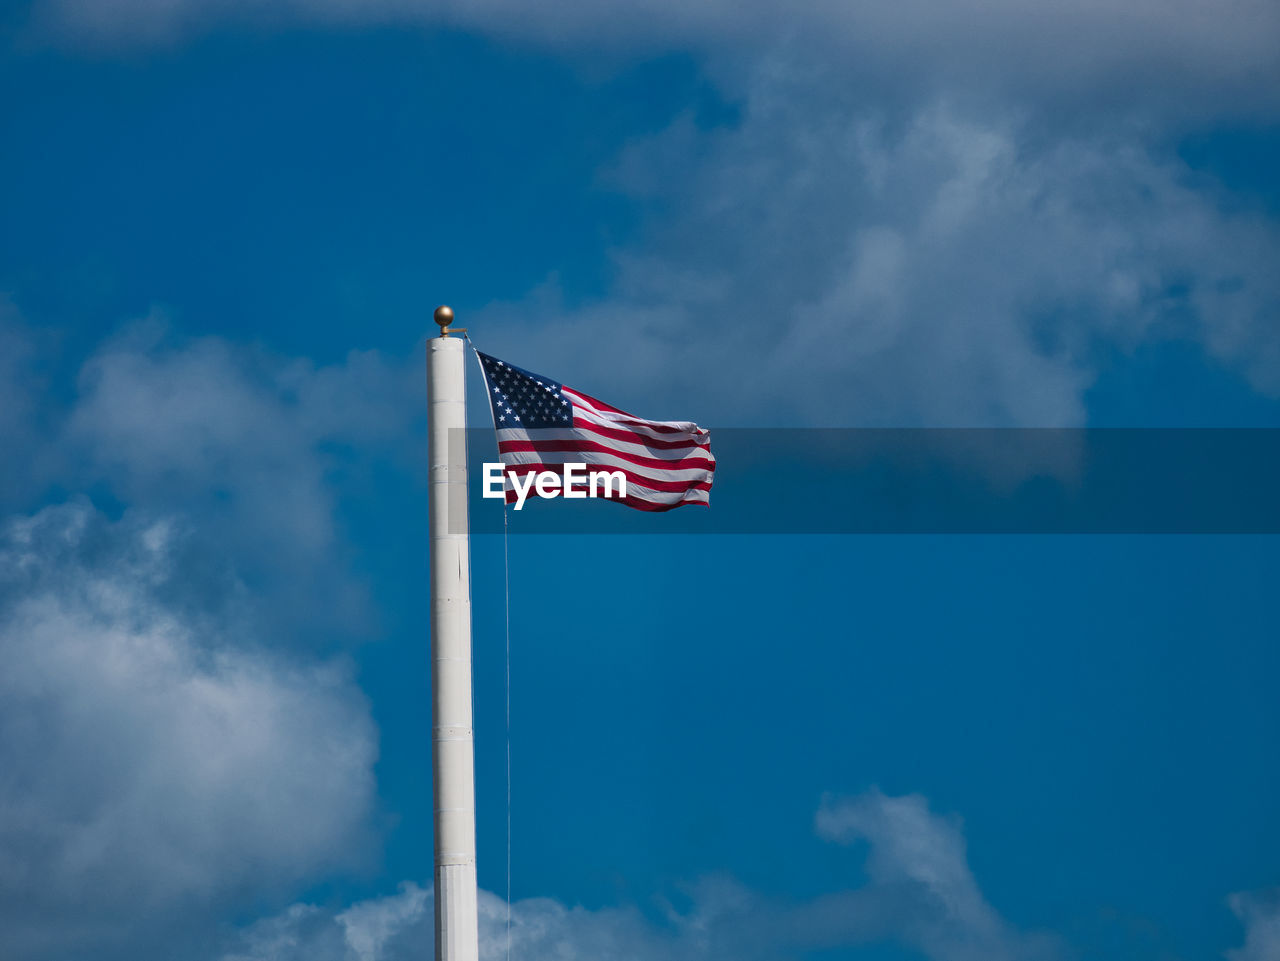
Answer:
433, 305, 455, 329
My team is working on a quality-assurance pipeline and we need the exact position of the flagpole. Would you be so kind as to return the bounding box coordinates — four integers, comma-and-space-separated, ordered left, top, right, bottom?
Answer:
428, 305, 479, 961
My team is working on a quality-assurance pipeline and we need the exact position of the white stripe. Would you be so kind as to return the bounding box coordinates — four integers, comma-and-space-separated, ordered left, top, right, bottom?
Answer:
568, 404, 713, 453
622, 480, 711, 506
496, 448, 715, 485
562, 389, 710, 442
503, 476, 711, 507
494, 426, 715, 466
566, 391, 706, 432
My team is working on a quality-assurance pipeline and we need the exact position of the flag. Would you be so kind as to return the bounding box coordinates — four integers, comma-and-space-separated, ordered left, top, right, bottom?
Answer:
475, 350, 715, 511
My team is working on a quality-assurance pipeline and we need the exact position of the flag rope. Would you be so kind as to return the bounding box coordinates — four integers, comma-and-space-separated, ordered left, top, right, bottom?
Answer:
467, 336, 514, 961
502, 470, 512, 961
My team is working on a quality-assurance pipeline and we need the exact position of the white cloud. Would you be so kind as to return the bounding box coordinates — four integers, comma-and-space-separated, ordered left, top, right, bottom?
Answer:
69, 319, 415, 534
0, 500, 378, 959
473, 94, 1280, 427
339, 882, 431, 961
816, 790, 1061, 961
64, 320, 424, 637
220, 788, 1064, 961
14, 16, 1279, 435
28, 0, 1280, 122
1228, 888, 1280, 961
221, 902, 350, 961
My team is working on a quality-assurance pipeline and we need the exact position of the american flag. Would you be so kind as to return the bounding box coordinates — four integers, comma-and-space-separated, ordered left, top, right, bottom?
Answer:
475, 350, 715, 511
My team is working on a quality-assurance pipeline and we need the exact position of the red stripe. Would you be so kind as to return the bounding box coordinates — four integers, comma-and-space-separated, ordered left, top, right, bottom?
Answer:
498, 438, 713, 471
499, 462, 713, 495
569, 418, 711, 452
562, 386, 634, 418
563, 388, 688, 434
504, 488, 709, 511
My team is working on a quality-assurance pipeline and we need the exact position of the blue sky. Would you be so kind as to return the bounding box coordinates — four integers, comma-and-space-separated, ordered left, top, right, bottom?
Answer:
1, 2, 1279, 960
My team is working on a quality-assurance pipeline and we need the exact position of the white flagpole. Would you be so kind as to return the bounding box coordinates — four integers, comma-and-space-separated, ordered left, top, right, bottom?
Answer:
427, 306, 480, 961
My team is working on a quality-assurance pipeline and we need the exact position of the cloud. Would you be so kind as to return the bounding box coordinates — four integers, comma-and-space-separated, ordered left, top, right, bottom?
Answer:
0, 299, 434, 651
220, 788, 1065, 961
816, 790, 1062, 961
63, 319, 425, 638
475, 95, 1280, 427
0, 310, 455, 958
1227, 888, 1280, 961
27, 0, 1280, 122
0, 500, 379, 960
227, 878, 682, 961
13, 18, 1280, 436
0, 306, 448, 960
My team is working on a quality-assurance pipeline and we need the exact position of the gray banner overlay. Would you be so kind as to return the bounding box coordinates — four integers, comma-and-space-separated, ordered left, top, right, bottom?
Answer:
457, 429, 1280, 534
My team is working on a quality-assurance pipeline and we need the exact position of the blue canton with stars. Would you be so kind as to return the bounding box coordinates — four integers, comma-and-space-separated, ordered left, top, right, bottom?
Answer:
477, 351, 574, 428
